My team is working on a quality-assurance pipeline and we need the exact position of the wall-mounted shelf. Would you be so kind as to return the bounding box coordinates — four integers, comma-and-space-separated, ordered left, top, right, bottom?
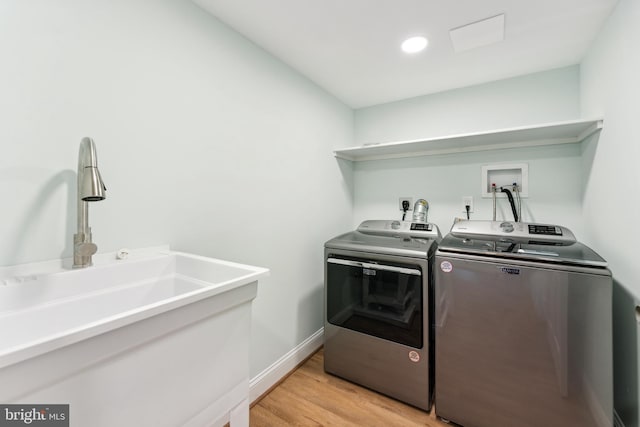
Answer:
334, 118, 603, 161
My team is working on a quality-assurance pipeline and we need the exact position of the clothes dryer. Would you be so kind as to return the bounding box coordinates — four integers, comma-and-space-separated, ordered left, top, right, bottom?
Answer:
324, 220, 441, 410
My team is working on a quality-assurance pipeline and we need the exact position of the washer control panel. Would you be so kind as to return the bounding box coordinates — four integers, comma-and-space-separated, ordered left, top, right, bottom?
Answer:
528, 224, 563, 236
450, 220, 576, 244
500, 222, 514, 233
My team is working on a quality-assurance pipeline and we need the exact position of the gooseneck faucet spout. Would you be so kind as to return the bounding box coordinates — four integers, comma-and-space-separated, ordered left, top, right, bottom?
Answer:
73, 137, 107, 268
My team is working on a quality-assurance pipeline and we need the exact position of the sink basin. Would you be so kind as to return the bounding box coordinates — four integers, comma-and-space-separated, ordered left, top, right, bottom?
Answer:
0, 247, 269, 369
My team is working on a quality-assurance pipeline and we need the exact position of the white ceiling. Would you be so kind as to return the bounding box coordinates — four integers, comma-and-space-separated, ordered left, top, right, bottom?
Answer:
192, 0, 618, 109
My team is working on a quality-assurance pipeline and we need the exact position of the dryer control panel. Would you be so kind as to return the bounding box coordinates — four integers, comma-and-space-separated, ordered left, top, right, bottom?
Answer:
358, 220, 442, 240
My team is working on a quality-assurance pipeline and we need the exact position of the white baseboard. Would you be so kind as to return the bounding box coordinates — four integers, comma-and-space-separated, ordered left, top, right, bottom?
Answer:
249, 327, 324, 403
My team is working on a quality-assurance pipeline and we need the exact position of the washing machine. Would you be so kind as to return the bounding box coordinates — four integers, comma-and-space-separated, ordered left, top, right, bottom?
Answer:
435, 220, 612, 427
324, 219, 441, 411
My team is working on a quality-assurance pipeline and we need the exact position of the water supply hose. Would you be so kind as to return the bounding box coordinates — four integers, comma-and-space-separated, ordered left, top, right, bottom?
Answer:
514, 184, 522, 222
501, 187, 519, 222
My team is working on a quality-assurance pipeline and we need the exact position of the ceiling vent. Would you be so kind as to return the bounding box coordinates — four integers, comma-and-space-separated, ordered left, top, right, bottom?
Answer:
449, 14, 505, 53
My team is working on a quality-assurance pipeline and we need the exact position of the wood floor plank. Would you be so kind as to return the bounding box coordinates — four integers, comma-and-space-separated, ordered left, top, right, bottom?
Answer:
251, 348, 447, 427
295, 353, 435, 424
250, 404, 290, 427
258, 386, 361, 427
282, 367, 423, 426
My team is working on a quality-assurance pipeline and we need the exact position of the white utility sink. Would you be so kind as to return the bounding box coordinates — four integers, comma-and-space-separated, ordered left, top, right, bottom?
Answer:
0, 247, 268, 427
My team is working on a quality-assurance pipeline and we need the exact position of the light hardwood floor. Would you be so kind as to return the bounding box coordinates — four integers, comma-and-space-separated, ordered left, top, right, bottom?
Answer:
250, 348, 448, 426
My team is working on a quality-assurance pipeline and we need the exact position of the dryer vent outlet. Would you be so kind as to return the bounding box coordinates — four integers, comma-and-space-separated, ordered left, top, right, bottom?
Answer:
399, 197, 413, 211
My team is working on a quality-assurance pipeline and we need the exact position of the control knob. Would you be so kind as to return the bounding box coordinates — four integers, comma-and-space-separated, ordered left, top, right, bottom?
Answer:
500, 222, 514, 233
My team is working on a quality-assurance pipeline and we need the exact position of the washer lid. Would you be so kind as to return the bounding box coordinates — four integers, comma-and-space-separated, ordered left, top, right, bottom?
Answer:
437, 232, 607, 268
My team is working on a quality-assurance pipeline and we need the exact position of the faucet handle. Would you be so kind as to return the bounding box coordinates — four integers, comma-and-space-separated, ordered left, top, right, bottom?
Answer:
75, 242, 98, 256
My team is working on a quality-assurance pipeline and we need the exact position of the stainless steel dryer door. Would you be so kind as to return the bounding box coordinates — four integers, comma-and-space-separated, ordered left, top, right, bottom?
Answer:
324, 249, 433, 411
326, 256, 423, 348
435, 253, 612, 427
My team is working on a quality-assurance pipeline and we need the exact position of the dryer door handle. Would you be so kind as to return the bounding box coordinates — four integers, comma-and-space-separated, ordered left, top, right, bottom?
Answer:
327, 258, 422, 276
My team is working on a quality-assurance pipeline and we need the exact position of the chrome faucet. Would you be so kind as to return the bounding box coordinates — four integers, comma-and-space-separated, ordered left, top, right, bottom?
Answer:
73, 137, 106, 268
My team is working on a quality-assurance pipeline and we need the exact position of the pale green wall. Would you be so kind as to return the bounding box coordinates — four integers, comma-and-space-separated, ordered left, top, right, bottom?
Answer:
355, 66, 580, 145
0, 0, 354, 378
580, 0, 640, 298
353, 67, 583, 236
581, 0, 640, 425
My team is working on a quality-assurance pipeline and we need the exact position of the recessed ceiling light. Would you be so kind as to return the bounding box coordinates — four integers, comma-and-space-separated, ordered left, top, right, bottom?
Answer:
401, 36, 428, 54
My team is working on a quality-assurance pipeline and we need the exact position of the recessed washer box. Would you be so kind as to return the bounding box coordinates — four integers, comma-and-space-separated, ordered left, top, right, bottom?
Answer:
481, 163, 528, 198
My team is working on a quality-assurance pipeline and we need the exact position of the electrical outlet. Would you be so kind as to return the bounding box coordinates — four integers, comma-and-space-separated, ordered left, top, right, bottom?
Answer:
462, 196, 473, 213
399, 197, 413, 211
